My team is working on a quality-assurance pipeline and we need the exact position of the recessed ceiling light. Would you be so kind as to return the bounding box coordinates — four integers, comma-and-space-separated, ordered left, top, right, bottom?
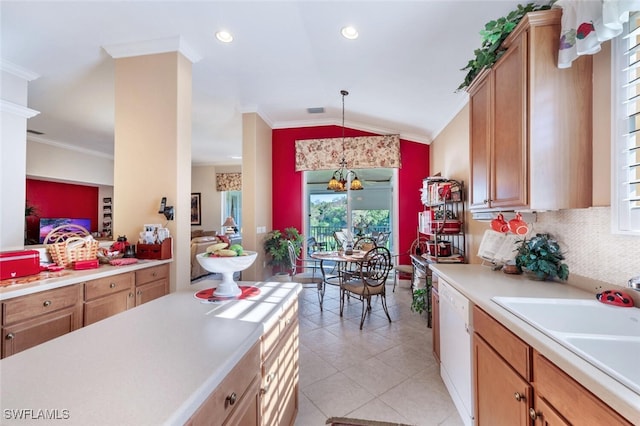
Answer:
215, 30, 233, 43
230, 156, 242, 160
341, 26, 359, 40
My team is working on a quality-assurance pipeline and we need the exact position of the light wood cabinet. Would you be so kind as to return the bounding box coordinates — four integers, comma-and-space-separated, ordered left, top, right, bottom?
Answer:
1, 284, 83, 358
532, 351, 632, 426
473, 306, 632, 426
83, 272, 135, 326
186, 341, 261, 426
468, 9, 592, 211
135, 263, 169, 306
473, 306, 532, 425
431, 274, 440, 363
260, 301, 299, 426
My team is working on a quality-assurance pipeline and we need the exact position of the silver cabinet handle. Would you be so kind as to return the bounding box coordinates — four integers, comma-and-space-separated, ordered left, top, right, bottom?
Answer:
226, 392, 237, 406
6, 333, 15, 340
43, 300, 51, 307
109, 283, 116, 288
261, 372, 276, 395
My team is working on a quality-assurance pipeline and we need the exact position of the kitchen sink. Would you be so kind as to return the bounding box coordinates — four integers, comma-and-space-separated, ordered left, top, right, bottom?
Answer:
492, 297, 640, 394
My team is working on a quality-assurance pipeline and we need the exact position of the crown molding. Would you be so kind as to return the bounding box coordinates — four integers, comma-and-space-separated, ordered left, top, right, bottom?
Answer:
0, 60, 40, 81
102, 36, 202, 63
27, 135, 114, 160
0, 100, 40, 118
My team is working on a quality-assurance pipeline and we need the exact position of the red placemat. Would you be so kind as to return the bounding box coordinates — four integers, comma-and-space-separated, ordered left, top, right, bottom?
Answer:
194, 286, 260, 301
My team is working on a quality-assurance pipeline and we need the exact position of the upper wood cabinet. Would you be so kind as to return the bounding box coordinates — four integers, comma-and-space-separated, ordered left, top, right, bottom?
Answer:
468, 9, 593, 211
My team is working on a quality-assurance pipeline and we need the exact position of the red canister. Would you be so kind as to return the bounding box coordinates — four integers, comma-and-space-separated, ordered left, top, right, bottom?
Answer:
0, 250, 41, 280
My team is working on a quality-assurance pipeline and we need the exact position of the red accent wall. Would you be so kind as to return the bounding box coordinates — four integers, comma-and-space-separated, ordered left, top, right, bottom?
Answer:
272, 126, 429, 256
25, 179, 99, 241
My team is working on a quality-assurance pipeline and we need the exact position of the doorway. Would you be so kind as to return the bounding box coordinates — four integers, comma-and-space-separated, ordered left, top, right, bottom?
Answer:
304, 168, 395, 253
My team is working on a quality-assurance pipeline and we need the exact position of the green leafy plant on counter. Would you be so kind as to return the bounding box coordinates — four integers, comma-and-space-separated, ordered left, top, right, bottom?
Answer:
263, 227, 304, 273
457, 2, 554, 91
515, 233, 569, 281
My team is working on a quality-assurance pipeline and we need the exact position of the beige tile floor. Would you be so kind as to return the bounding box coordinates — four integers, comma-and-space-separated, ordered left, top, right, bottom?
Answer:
293, 281, 464, 426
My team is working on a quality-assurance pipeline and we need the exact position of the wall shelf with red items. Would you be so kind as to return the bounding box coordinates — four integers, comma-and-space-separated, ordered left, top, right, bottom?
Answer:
418, 178, 466, 264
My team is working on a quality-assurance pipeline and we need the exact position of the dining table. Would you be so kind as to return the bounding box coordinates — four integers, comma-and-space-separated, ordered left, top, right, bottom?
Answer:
309, 250, 370, 311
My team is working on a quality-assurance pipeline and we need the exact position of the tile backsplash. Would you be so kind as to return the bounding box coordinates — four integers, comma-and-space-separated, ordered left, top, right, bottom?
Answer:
530, 207, 639, 287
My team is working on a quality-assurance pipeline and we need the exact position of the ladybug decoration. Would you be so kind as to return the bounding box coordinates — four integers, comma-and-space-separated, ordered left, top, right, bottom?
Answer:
596, 290, 635, 307
110, 235, 130, 253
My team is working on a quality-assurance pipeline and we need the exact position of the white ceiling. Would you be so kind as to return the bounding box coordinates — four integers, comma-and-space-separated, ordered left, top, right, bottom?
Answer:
1, 0, 527, 166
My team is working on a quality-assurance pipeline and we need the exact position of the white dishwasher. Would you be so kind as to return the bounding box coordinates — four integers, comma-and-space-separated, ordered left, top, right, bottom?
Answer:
439, 278, 474, 426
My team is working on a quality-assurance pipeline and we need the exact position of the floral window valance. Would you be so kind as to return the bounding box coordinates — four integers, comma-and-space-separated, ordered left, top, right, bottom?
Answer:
216, 173, 242, 191
295, 134, 401, 171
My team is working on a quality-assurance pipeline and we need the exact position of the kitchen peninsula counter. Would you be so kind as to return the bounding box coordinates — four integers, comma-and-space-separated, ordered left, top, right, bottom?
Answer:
0, 279, 302, 425
0, 259, 173, 301
430, 263, 640, 424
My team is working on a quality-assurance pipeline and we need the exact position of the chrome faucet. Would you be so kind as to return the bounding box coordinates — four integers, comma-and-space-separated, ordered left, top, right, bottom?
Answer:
629, 275, 640, 291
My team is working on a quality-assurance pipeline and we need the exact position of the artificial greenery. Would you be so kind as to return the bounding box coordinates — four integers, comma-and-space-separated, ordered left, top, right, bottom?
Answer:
457, 2, 554, 91
515, 233, 569, 281
263, 227, 304, 272
411, 287, 429, 314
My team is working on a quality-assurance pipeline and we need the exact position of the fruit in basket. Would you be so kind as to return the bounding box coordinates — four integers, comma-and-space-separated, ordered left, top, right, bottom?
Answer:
217, 249, 239, 257
205, 242, 228, 254
229, 244, 244, 256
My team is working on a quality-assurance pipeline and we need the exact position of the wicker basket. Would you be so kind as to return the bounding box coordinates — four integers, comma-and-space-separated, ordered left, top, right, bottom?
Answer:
48, 236, 99, 268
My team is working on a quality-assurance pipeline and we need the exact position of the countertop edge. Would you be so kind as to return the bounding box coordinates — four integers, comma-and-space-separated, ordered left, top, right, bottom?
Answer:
430, 263, 640, 425
0, 259, 173, 300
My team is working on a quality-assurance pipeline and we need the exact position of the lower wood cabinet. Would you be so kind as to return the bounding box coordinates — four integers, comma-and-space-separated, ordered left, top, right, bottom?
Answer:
83, 272, 135, 326
135, 263, 169, 306
1, 284, 83, 358
473, 306, 632, 426
431, 275, 440, 363
260, 300, 299, 426
186, 341, 261, 426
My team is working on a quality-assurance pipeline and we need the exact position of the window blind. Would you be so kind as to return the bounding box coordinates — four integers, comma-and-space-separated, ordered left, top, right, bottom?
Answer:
615, 11, 640, 233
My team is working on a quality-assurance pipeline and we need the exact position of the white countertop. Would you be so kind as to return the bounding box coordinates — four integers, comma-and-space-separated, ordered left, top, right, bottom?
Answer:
0, 278, 302, 425
430, 264, 640, 425
0, 259, 173, 301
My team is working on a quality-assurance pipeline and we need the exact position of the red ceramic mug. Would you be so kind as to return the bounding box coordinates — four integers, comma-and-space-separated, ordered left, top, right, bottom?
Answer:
491, 213, 509, 233
509, 213, 529, 235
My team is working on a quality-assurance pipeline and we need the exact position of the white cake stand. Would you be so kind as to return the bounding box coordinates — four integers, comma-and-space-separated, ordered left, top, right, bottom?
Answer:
196, 251, 257, 297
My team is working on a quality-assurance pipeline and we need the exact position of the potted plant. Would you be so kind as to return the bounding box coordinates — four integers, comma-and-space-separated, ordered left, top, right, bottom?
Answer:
411, 287, 429, 315
263, 227, 304, 274
515, 233, 569, 281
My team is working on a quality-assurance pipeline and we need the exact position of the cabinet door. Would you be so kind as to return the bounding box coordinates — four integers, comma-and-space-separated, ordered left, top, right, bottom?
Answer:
135, 278, 168, 306
431, 289, 440, 363
469, 72, 492, 210
224, 379, 260, 426
531, 394, 570, 426
474, 334, 532, 426
491, 30, 528, 209
2, 305, 82, 358
84, 290, 134, 326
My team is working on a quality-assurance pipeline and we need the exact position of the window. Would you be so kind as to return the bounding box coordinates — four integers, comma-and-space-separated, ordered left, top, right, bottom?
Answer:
613, 12, 640, 235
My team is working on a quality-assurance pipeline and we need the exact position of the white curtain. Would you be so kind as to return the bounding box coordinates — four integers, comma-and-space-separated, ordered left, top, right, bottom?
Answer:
555, 0, 640, 68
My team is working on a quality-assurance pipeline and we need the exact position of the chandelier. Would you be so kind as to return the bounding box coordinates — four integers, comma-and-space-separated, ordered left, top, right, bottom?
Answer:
327, 90, 364, 192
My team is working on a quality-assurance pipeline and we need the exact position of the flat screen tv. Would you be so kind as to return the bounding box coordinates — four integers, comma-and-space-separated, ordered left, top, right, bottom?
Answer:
39, 218, 91, 243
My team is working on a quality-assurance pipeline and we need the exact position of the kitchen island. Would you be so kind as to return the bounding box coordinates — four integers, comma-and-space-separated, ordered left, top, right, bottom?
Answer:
0, 278, 301, 425
430, 263, 640, 425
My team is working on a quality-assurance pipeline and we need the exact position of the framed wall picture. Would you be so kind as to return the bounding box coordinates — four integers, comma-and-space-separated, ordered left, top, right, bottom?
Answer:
191, 193, 201, 225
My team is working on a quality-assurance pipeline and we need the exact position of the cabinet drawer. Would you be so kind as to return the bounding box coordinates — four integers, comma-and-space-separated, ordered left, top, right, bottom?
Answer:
2, 284, 82, 325
84, 272, 134, 301
188, 342, 260, 425
473, 306, 531, 380
135, 264, 169, 286
533, 351, 632, 425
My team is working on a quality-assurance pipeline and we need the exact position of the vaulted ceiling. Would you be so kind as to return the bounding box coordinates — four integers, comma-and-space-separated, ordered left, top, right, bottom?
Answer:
1, 1, 526, 165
